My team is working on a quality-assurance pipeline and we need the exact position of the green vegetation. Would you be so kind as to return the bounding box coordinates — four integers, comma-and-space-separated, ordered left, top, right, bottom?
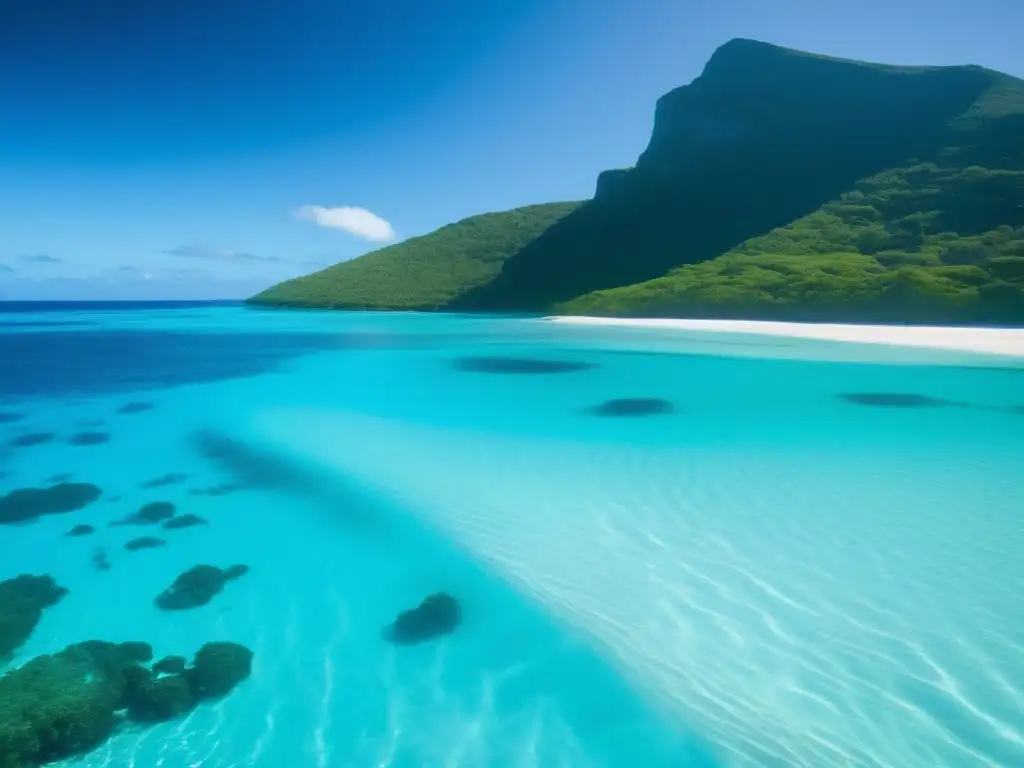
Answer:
561, 164, 1024, 323
249, 202, 580, 310
250, 39, 1024, 325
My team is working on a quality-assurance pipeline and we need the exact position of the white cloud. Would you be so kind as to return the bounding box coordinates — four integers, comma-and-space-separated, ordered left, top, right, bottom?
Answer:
294, 205, 396, 242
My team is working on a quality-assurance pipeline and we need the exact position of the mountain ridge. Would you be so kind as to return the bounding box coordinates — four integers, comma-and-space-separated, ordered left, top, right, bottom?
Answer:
250, 39, 1024, 324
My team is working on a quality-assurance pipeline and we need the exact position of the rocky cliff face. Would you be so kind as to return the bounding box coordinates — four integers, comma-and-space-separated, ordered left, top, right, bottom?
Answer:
454, 39, 1002, 312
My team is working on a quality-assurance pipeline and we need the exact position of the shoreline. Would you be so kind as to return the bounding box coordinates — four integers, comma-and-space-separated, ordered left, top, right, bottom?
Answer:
544, 316, 1024, 359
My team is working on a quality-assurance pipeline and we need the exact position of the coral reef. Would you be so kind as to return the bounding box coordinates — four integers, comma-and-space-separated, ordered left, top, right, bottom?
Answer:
0, 483, 103, 525
0, 639, 253, 767
0, 574, 68, 658
161, 513, 208, 530
111, 501, 175, 526
383, 592, 461, 645
155, 565, 249, 611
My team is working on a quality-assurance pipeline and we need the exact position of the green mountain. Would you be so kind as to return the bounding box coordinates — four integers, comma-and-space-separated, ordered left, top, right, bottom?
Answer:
250, 202, 579, 310
250, 39, 1024, 324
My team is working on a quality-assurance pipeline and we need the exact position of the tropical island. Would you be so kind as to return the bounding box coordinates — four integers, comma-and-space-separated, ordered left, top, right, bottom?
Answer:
249, 39, 1024, 325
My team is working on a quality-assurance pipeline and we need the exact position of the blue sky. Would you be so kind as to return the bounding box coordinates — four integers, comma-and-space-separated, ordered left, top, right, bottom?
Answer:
1, 0, 1021, 300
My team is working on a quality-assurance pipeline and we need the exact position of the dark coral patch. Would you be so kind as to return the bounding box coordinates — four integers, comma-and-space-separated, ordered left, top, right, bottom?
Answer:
453, 356, 596, 374
69, 431, 111, 446
383, 592, 461, 645
117, 401, 154, 414
0, 573, 68, 657
838, 393, 962, 407
124, 536, 167, 552
65, 524, 95, 537
589, 398, 675, 417
0, 639, 253, 766
0, 411, 25, 423
162, 514, 208, 531
92, 547, 111, 571
155, 564, 249, 611
141, 473, 189, 489
9, 432, 55, 448
152, 655, 187, 676
0, 482, 103, 525
112, 501, 176, 526
186, 642, 254, 698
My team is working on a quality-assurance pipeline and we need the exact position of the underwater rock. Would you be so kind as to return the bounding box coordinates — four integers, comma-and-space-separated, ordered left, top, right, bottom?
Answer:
453, 356, 596, 374
383, 592, 461, 645
140, 473, 189, 489
0, 639, 253, 766
117, 401, 154, 414
92, 547, 111, 572
124, 536, 166, 552
162, 513, 208, 530
125, 673, 193, 722
112, 501, 175, 526
155, 564, 249, 611
0, 411, 25, 423
589, 398, 675, 417
0, 482, 103, 525
152, 655, 187, 675
186, 641, 254, 699
838, 392, 962, 407
68, 431, 111, 446
0, 574, 68, 657
9, 432, 55, 448
64, 523, 95, 537
188, 482, 250, 497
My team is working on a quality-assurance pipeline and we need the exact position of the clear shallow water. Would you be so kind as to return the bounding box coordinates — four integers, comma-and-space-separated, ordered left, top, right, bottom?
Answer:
1, 303, 1022, 768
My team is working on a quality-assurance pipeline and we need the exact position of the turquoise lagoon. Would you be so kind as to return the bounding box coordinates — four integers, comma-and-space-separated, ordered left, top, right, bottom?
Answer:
1, 302, 1022, 768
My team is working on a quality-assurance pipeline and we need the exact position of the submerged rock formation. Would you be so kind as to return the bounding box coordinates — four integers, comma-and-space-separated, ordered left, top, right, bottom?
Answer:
111, 501, 175, 526
68, 431, 110, 446
0, 639, 253, 767
140, 473, 189, 489
124, 536, 166, 552
453, 356, 596, 374
162, 513, 208, 530
383, 592, 461, 645
0, 482, 103, 525
155, 564, 249, 611
0, 574, 68, 658
8, 432, 54, 448
589, 398, 675, 417
838, 392, 962, 407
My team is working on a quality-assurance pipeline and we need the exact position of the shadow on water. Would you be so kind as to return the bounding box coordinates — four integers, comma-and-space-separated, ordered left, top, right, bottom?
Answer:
190, 427, 725, 766
0, 328, 454, 400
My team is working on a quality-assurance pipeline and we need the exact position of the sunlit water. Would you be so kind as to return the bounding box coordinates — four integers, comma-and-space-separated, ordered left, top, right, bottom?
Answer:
1, 302, 1022, 768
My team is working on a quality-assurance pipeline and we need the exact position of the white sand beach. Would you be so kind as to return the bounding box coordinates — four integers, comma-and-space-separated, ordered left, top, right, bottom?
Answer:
546, 316, 1024, 360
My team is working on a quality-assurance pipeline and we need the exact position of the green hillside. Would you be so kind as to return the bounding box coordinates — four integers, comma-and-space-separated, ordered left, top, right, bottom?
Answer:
250, 39, 1024, 324
560, 164, 1024, 323
249, 202, 579, 310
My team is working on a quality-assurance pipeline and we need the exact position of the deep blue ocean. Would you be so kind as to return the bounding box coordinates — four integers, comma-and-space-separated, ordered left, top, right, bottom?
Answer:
1, 301, 1022, 768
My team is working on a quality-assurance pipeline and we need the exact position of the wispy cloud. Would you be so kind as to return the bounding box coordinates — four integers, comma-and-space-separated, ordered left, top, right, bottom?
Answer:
162, 245, 284, 264
22, 253, 63, 265
293, 205, 396, 242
